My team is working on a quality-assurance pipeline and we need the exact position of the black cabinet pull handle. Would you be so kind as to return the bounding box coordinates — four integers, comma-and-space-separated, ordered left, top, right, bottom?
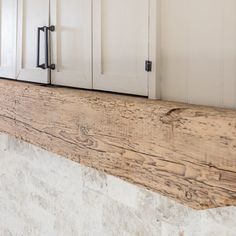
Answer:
46, 25, 56, 70
37, 25, 55, 70
37, 26, 46, 69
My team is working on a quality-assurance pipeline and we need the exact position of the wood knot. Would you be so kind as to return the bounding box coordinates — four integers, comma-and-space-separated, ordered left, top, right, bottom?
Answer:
80, 126, 89, 135
185, 191, 192, 200
160, 107, 188, 125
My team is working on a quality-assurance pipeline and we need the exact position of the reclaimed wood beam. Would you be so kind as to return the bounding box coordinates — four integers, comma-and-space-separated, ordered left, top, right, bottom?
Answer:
0, 79, 235, 209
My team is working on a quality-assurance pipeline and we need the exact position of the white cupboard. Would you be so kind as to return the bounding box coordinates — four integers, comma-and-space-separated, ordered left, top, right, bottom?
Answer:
1, 0, 151, 96
50, 0, 92, 89
93, 0, 149, 96
0, 0, 17, 79
17, 0, 50, 83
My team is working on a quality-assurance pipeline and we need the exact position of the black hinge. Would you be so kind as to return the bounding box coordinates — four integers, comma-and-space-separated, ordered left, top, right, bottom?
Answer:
145, 60, 152, 72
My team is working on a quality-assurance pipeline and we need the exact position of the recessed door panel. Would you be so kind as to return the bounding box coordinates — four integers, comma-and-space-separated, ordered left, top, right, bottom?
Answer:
17, 0, 50, 83
0, 0, 17, 79
50, 0, 92, 89
93, 0, 149, 96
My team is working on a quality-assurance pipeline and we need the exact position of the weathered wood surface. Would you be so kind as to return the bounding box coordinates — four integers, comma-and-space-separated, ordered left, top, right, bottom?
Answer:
0, 79, 235, 209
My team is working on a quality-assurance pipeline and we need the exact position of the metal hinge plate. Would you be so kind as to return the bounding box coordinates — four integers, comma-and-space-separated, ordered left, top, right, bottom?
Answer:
145, 60, 152, 72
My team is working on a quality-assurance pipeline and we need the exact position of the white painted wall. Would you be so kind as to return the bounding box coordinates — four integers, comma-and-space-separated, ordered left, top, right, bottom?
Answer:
160, 0, 236, 108
0, 132, 235, 236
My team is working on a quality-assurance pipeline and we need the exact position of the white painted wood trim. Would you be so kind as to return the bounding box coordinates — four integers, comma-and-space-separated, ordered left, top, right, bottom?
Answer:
16, 0, 23, 78
0, 0, 18, 79
148, 0, 161, 99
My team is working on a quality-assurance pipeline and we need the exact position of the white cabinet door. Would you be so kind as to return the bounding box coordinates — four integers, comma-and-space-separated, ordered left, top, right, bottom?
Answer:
93, 0, 149, 96
50, 0, 92, 89
17, 0, 50, 83
0, 0, 17, 79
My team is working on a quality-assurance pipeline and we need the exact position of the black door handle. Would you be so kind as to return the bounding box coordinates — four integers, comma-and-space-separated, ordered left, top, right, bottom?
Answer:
37, 26, 46, 69
37, 25, 55, 70
45, 26, 56, 70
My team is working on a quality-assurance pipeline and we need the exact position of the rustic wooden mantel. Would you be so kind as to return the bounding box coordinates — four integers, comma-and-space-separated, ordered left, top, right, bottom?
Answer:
0, 79, 235, 209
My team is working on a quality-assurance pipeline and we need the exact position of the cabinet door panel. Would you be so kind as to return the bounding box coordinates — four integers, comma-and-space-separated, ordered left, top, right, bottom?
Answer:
93, 0, 149, 96
0, 0, 17, 79
50, 0, 92, 89
17, 0, 50, 83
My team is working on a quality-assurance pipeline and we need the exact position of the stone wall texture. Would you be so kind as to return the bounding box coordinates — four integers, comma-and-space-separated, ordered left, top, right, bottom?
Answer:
0, 133, 235, 236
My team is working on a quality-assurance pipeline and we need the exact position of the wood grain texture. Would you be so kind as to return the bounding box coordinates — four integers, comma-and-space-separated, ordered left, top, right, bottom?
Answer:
0, 79, 235, 209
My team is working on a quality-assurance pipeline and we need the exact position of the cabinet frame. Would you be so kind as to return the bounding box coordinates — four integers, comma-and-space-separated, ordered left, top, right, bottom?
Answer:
4, 0, 160, 99
148, 0, 161, 99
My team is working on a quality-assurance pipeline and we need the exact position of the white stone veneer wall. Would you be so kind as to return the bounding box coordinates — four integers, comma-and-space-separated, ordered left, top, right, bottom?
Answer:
0, 133, 235, 236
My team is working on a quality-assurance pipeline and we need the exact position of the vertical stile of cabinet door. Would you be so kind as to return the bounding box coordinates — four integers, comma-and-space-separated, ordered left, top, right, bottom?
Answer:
93, 0, 149, 96
0, 0, 17, 79
50, 0, 92, 89
16, 0, 50, 83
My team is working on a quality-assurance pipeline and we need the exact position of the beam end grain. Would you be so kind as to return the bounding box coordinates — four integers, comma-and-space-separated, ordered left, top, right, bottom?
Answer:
0, 79, 236, 210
